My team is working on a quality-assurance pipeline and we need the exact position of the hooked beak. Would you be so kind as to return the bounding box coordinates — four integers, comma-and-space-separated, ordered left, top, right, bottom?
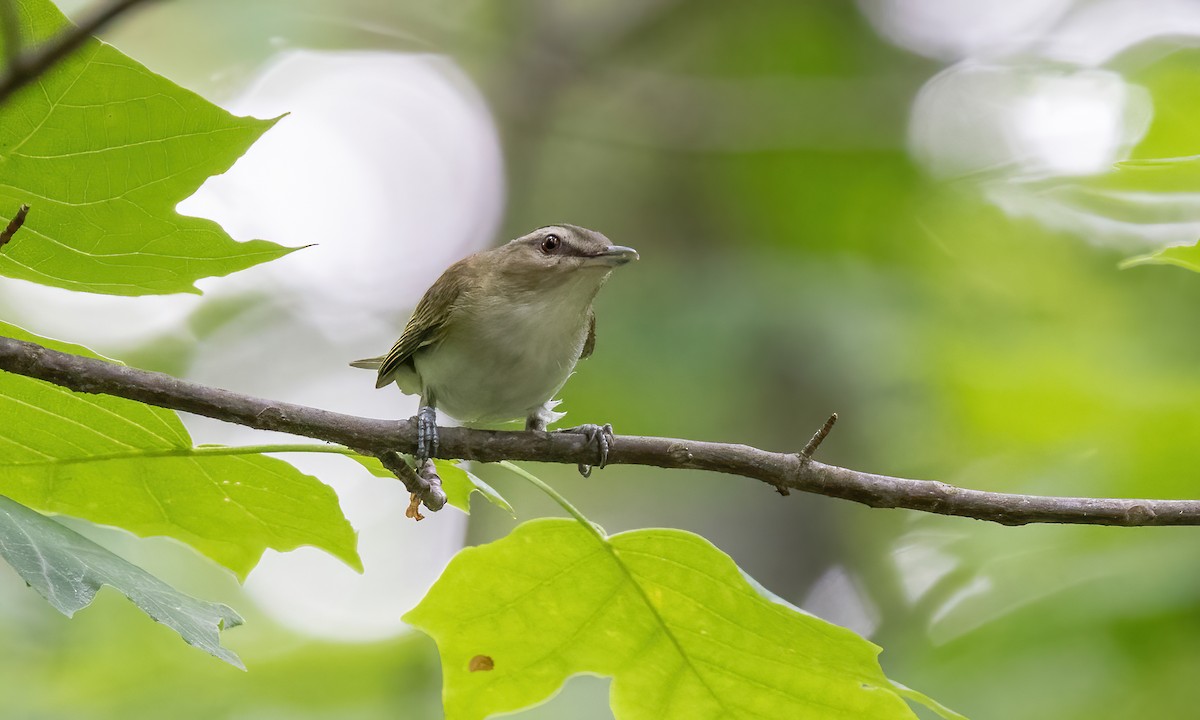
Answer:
585, 245, 639, 268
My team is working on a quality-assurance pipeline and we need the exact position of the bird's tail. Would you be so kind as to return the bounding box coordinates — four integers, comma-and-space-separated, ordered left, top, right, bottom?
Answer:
349, 356, 383, 370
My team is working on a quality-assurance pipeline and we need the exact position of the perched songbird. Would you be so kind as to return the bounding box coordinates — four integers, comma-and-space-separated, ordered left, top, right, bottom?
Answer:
351, 224, 638, 472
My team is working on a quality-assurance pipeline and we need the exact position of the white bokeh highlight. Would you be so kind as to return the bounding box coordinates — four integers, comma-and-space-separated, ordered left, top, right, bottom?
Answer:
883, 0, 1200, 249
909, 65, 1150, 181
857, 0, 1075, 61
1041, 0, 1200, 66
801, 566, 880, 639
1009, 73, 1142, 177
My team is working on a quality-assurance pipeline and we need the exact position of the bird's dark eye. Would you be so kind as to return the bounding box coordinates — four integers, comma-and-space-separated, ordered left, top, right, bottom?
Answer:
540, 234, 562, 253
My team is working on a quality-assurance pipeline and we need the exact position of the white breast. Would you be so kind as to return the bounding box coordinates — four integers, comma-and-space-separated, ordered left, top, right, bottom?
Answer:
413, 291, 591, 425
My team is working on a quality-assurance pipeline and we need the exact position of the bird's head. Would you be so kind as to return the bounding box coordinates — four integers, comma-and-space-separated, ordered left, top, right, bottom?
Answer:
488, 224, 638, 296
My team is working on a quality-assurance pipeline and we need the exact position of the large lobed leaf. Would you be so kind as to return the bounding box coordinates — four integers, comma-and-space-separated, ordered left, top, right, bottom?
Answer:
0, 321, 361, 579
0, 494, 244, 667
0, 0, 294, 295
406, 518, 956, 720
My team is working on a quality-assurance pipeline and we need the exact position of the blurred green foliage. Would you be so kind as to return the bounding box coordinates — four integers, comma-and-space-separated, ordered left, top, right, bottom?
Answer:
3, 0, 1200, 719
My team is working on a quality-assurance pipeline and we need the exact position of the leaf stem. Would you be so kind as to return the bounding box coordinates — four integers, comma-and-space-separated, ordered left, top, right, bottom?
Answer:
3, 443, 363, 468
497, 461, 601, 539
192, 443, 358, 457
888, 681, 968, 720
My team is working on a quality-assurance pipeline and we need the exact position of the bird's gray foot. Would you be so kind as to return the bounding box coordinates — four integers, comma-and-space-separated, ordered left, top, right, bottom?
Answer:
557, 423, 614, 477
416, 405, 439, 463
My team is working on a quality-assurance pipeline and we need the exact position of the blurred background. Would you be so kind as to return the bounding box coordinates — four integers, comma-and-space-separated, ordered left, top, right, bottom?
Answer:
3, 0, 1200, 717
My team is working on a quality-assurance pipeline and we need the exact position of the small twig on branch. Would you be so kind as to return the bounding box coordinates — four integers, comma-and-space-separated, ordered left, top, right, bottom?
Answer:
0, 0, 160, 106
0, 203, 29, 250
801, 412, 838, 459
373, 451, 446, 517
1, 334, 1199, 527
766, 413, 838, 497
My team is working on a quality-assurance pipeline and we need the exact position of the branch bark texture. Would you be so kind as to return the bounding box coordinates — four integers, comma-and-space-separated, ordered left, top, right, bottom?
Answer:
1, 335, 1197, 527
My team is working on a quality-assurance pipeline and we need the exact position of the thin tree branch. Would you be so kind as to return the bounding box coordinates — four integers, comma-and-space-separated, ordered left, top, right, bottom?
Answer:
0, 334, 1197, 526
0, 0, 159, 106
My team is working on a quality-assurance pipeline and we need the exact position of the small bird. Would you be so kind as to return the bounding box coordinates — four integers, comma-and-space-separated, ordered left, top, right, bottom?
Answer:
351, 224, 638, 472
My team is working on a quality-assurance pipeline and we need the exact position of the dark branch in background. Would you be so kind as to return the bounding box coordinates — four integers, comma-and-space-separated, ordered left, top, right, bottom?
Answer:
0, 0, 159, 106
0, 203, 28, 249
0, 0, 20, 69
3, 336, 1200, 527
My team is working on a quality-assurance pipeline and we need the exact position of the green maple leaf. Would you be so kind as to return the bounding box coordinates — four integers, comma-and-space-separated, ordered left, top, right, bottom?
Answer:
406, 517, 962, 720
0, 0, 293, 295
0, 495, 245, 668
0, 321, 362, 579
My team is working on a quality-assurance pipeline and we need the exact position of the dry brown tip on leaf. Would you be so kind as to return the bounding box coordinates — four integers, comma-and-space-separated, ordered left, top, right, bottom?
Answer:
406, 493, 425, 521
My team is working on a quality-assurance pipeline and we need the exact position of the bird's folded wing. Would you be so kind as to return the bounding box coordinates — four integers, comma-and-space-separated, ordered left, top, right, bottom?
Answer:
580, 309, 596, 360
375, 261, 471, 388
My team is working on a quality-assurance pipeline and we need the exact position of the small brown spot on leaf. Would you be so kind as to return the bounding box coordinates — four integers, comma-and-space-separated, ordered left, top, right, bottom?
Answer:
469, 655, 494, 672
